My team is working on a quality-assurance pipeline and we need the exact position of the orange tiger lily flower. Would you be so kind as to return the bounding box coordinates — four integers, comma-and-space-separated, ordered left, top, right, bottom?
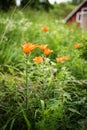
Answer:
22, 42, 37, 54
56, 56, 69, 63
56, 57, 64, 63
33, 56, 43, 64
39, 44, 48, 51
74, 43, 80, 49
44, 48, 53, 55
62, 56, 69, 60
41, 26, 49, 32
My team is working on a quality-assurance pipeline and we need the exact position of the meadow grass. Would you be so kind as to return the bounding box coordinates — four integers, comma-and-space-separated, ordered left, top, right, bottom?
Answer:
0, 7, 87, 79
0, 7, 87, 130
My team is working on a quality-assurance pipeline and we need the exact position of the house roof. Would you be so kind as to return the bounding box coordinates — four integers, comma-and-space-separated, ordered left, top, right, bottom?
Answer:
64, 0, 87, 22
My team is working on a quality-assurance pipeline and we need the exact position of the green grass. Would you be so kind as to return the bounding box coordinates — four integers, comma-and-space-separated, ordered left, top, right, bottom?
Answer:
0, 7, 86, 79
0, 7, 87, 130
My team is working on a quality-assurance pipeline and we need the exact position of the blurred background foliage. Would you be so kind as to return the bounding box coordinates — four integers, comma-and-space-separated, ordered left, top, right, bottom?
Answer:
0, 0, 84, 12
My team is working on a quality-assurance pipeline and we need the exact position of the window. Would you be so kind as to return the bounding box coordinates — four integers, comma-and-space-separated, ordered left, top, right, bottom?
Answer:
82, 8, 87, 12
76, 12, 82, 23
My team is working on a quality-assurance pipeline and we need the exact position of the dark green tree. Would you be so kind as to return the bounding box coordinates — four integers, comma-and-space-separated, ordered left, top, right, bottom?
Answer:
21, 0, 53, 11
0, 0, 14, 11
0, 0, 52, 11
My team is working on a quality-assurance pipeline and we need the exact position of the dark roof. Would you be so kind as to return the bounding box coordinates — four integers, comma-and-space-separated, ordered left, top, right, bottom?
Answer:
65, 0, 87, 22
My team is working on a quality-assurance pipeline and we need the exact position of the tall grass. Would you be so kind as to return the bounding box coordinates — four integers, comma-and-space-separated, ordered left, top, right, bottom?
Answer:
0, 7, 87, 130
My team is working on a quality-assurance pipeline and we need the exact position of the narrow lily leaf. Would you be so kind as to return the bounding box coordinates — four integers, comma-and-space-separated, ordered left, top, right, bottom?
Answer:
68, 108, 81, 115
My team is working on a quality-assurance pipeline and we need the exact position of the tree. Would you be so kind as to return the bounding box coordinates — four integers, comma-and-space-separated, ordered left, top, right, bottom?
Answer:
0, 0, 13, 11
21, 0, 53, 11
0, 0, 52, 11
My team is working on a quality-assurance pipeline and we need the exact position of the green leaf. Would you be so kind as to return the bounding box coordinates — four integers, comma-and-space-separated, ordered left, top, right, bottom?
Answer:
22, 109, 31, 130
40, 100, 45, 110
10, 118, 16, 130
68, 108, 81, 115
63, 92, 71, 100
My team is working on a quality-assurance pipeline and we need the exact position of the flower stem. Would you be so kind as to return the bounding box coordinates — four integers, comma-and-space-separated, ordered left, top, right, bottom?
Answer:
25, 54, 28, 109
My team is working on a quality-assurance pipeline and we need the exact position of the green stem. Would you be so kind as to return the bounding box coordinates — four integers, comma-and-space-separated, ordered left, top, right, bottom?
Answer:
25, 54, 28, 109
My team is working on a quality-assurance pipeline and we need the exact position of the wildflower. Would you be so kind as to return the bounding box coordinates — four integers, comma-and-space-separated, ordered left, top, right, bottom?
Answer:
22, 42, 37, 54
56, 56, 69, 63
41, 26, 49, 32
44, 48, 53, 55
33, 56, 43, 64
39, 44, 48, 51
62, 56, 69, 60
56, 57, 64, 63
74, 43, 80, 49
